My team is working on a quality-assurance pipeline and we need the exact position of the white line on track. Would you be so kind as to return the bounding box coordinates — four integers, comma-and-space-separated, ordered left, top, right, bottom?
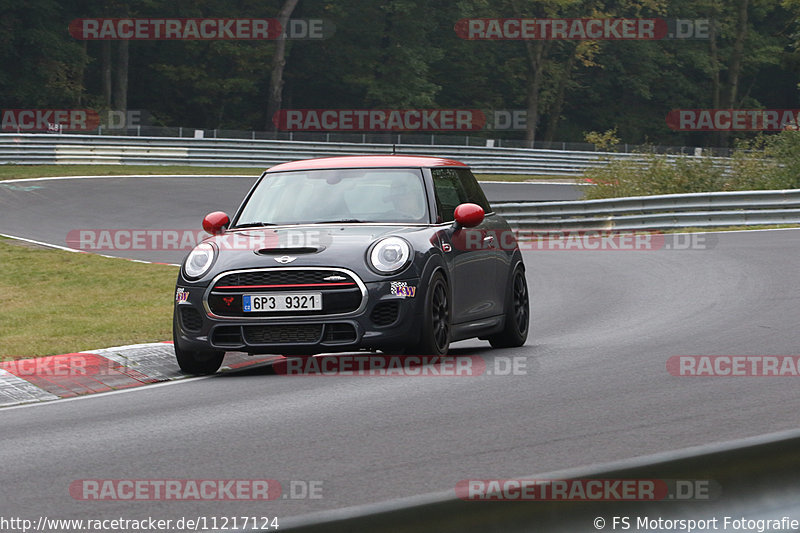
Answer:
0, 174, 254, 184
0, 232, 180, 266
1, 232, 92, 253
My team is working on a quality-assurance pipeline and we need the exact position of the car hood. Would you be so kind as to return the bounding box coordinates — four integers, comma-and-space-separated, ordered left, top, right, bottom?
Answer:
215, 224, 426, 250
200, 224, 435, 282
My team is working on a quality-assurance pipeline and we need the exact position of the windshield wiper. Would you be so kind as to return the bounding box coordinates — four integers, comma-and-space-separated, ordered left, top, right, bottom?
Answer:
233, 222, 278, 228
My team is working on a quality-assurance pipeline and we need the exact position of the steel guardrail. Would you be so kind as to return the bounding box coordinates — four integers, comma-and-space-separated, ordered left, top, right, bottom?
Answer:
0, 133, 729, 176
0, 133, 787, 229
494, 189, 800, 230
280, 427, 800, 532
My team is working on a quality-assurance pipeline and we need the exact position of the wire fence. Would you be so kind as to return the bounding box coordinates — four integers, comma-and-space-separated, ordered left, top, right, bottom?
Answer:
26, 126, 734, 157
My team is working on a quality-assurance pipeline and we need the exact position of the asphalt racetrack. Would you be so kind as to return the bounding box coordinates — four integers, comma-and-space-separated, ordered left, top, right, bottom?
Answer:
0, 176, 584, 264
1, 175, 799, 525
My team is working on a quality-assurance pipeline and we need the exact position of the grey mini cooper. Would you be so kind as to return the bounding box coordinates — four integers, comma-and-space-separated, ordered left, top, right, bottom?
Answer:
173, 155, 529, 374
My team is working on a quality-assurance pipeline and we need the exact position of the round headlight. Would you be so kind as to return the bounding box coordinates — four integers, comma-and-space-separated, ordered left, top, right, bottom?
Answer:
183, 242, 217, 279
369, 237, 411, 274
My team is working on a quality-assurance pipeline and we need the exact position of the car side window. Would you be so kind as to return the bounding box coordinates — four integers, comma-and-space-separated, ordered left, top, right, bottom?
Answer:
456, 168, 492, 213
431, 168, 469, 222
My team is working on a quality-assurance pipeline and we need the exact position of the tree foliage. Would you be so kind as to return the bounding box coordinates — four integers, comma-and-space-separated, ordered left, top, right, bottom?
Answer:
1, 0, 799, 146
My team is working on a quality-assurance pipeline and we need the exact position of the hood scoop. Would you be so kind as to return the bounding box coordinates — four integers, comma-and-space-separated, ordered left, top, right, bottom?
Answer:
255, 246, 322, 255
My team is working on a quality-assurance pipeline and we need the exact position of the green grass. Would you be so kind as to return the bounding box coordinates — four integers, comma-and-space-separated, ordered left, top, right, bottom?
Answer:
583, 132, 800, 200
0, 164, 566, 359
0, 164, 260, 180
0, 238, 178, 359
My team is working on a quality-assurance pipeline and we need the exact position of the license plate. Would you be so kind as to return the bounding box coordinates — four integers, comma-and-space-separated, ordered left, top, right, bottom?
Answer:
243, 293, 323, 312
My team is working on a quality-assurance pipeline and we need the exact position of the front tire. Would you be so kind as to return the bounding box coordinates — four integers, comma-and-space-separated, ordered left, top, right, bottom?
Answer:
173, 313, 225, 375
409, 272, 451, 356
488, 265, 529, 349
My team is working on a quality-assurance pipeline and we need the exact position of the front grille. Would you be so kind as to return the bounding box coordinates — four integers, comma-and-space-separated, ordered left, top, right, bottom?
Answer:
371, 301, 400, 326
215, 270, 356, 288
243, 324, 323, 344
208, 269, 363, 317
323, 323, 357, 343
180, 307, 203, 332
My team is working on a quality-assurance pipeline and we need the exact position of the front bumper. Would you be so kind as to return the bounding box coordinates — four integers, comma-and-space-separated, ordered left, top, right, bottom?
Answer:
174, 278, 423, 355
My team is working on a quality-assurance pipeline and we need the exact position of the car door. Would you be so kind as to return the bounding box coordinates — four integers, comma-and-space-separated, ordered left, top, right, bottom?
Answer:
455, 167, 509, 310
431, 168, 498, 324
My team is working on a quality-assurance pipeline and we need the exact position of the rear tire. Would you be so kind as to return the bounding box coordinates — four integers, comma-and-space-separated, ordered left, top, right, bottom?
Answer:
488, 265, 529, 349
409, 272, 450, 356
173, 314, 224, 375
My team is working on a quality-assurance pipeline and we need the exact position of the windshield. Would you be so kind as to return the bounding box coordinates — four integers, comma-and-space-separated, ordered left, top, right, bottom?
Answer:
234, 168, 429, 226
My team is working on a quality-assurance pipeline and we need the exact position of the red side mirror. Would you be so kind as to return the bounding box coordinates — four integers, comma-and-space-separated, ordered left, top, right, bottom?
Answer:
454, 203, 484, 228
202, 211, 230, 235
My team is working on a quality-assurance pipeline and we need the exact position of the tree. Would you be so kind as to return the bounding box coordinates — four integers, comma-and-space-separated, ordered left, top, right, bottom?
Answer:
265, 0, 300, 131
0, 0, 87, 107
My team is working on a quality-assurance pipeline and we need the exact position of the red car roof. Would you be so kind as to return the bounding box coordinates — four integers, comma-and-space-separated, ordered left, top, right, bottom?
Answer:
266, 155, 468, 172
